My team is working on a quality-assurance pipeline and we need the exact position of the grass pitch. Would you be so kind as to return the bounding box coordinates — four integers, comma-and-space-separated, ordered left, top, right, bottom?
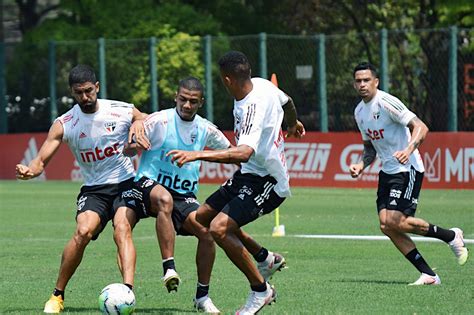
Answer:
0, 181, 472, 314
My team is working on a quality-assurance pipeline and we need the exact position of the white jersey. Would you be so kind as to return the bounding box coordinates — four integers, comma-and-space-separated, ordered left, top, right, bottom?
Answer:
234, 77, 291, 197
354, 89, 425, 174
143, 108, 230, 149
56, 99, 136, 186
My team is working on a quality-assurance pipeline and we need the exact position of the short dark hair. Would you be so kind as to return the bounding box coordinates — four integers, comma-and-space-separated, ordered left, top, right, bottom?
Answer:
353, 62, 378, 78
218, 50, 251, 82
68, 64, 97, 87
178, 76, 204, 96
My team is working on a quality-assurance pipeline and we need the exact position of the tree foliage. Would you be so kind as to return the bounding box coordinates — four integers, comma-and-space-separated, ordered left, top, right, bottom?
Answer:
7, 0, 474, 131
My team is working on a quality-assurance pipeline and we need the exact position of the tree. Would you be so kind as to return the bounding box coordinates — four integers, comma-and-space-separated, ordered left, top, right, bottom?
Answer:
8, 0, 221, 132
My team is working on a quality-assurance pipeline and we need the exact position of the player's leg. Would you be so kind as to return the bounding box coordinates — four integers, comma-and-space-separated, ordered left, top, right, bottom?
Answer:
377, 171, 439, 285
210, 212, 265, 286
380, 210, 440, 286
181, 209, 220, 313
148, 184, 175, 261
237, 229, 286, 281
384, 168, 468, 265
44, 209, 103, 313
56, 210, 102, 289
395, 213, 465, 253
205, 171, 280, 313
195, 202, 220, 228
210, 212, 275, 315
113, 206, 138, 288
135, 177, 179, 291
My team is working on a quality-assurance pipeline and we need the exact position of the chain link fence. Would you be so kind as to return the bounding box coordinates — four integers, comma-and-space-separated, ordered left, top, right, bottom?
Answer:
3, 27, 473, 133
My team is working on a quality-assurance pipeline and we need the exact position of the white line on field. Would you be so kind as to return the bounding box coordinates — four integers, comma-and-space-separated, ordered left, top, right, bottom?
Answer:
14, 234, 474, 244
291, 234, 474, 244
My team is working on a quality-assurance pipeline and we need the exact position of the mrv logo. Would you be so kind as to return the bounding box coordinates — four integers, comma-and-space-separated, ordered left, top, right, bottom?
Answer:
424, 147, 474, 183
284, 143, 331, 179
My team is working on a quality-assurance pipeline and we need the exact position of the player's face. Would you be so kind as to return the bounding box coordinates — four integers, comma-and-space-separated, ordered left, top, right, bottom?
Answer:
354, 70, 379, 102
71, 81, 99, 113
175, 87, 203, 121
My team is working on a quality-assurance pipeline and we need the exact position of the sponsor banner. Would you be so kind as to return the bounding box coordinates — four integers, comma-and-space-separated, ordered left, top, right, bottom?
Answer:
1, 132, 473, 189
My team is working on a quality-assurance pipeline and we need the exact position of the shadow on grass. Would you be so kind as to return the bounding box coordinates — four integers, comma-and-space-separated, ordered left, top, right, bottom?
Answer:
135, 308, 196, 314
332, 279, 408, 285
3, 307, 195, 314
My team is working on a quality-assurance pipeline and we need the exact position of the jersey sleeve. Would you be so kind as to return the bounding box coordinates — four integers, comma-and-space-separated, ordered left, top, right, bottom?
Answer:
55, 109, 75, 143
354, 105, 369, 141
380, 94, 416, 126
276, 86, 289, 106
237, 102, 265, 151
205, 123, 231, 149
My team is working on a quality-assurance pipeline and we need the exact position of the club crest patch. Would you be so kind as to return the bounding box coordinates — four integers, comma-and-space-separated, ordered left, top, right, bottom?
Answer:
105, 121, 117, 133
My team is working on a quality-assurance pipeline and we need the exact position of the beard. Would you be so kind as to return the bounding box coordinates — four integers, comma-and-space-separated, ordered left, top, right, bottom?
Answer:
79, 99, 98, 113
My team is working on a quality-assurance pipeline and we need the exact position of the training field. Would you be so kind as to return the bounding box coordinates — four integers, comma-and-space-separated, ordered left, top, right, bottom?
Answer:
0, 181, 472, 314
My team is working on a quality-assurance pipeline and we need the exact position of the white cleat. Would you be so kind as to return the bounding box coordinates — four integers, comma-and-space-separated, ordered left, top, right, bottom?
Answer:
162, 269, 180, 292
449, 228, 469, 266
257, 251, 287, 281
408, 273, 441, 286
194, 295, 221, 314
235, 282, 276, 315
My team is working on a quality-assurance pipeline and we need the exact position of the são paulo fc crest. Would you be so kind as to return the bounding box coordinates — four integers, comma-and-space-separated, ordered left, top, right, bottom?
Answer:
104, 121, 117, 133
373, 111, 380, 120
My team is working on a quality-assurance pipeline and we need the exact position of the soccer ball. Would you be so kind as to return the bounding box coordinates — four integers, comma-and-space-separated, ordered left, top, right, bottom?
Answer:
98, 283, 136, 314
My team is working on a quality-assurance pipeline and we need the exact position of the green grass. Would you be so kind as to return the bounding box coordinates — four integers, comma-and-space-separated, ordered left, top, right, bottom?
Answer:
0, 181, 473, 314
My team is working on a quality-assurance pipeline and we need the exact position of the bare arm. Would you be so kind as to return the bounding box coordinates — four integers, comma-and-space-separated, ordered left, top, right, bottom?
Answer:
349, 140, 376, 178
282, 96, 306, 138
128, 107, 151, 149
167, 145, 254, 168
16, 121, 63, 179
393, 117, 428, 164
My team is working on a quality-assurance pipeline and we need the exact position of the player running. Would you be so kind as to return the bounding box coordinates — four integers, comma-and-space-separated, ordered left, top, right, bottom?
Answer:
350, 62, 469, 285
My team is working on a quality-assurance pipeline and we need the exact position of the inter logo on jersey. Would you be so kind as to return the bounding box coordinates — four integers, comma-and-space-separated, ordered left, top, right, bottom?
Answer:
104, 121, 116, 133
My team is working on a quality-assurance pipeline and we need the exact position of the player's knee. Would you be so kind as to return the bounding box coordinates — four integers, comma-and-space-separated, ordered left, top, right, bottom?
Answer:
195, 226, 213, 242
152, 193, 173, 214
209, 220, 227, 241
380, 223, 389, 235
74, 225, 94, 244
113, 222, 132, 241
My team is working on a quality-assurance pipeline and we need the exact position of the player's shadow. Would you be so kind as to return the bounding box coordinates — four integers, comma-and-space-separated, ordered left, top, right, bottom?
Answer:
333, 279, 407, 285
63, 306, 195, 314
58, 306, 105, 313
137, 307, 196, 314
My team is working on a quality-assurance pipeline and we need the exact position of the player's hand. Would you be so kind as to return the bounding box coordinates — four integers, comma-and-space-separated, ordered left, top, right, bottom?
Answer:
129, 120, 150, 150
15, 164, 36, 180
286, 120, 306, 138
167, 150, 197, 168
349, 163, 363, 178
393, 150, 410, 164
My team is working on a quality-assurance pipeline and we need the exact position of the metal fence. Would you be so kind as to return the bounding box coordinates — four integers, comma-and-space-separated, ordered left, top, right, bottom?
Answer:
1, 27, 473, 133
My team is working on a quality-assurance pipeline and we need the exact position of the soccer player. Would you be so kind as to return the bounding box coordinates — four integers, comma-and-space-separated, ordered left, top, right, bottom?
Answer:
167, 51, 305, 314
15, 64, 147, 313
350, 62, 469, 285
126, 76, 286, 313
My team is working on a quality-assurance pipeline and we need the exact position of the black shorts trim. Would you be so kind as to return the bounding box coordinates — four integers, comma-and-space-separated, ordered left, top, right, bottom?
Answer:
376, 167, 423, 216
205, 170, 285, 227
